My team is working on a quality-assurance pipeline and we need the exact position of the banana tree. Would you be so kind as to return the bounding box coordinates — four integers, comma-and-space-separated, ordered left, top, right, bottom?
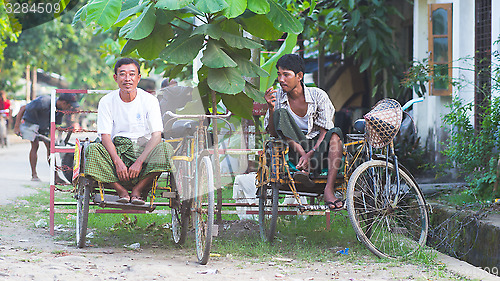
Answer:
74, 0, 303, 119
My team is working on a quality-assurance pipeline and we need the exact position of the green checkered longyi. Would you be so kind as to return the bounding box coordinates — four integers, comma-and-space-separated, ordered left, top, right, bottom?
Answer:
84, 136, 175, 186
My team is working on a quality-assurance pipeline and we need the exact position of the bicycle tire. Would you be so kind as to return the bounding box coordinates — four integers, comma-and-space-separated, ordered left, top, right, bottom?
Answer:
172, 160, 190, 245
76, 178, 90, 248
346, 160, 429, 259
194, 156, 214, 265
258, 182, 279, 243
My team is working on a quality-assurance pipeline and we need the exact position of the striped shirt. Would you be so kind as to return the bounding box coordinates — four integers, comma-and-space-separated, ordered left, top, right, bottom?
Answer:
264, 83, 335, 139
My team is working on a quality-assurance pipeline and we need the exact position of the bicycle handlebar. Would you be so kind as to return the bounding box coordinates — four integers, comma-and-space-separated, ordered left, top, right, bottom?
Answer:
165, 111, 231, 119
401, 97, 424, 111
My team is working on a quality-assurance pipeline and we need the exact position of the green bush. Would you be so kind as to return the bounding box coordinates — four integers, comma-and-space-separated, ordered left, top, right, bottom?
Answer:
442, 96, 500, 200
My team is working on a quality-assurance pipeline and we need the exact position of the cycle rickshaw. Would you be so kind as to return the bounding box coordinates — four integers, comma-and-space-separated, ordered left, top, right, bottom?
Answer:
256, 98, 430, 259
72, 106, 229, 265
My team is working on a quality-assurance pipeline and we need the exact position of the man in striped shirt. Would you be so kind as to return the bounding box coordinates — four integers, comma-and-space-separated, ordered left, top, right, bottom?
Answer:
264, 54, 344, 210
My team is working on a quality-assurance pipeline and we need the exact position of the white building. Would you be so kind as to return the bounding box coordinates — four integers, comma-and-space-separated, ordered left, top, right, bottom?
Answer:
413, 0, 500, 162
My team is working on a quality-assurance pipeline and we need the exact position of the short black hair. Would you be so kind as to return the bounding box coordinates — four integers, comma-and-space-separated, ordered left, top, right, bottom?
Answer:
276, 54, 305, 75
114, 58, 140, 75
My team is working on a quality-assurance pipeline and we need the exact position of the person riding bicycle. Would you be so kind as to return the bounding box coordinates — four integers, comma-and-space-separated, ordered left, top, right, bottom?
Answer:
264, 54, 344, 210
84, 58, 175, 205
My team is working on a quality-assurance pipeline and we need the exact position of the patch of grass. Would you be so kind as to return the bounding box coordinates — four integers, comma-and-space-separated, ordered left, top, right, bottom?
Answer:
433, 188, 497, 214
84, 212, 177, 248
438, 189, 479, 206
213, 213, 370, 263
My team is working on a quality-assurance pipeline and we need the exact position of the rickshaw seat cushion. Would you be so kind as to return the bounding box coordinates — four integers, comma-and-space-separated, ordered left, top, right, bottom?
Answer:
286, 155, 345, 178
165, 120, 199, 138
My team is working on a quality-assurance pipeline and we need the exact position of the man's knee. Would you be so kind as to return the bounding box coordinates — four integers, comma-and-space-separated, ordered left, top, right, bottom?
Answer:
329, 133, 342, 147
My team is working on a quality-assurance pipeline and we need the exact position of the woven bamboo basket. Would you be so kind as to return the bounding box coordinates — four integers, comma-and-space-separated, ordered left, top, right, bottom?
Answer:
363, 99, 403, 149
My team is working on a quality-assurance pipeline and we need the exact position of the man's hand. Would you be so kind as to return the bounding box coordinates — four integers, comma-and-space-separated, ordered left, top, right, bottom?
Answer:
128, 160, 143, 179
296, 150, 313, 171
264, 87, 277, 109
13, 126, 20, 136
115, 159, 130, 182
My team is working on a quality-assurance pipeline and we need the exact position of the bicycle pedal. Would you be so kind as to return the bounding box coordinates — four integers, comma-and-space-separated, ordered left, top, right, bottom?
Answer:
300, 205, 329, 211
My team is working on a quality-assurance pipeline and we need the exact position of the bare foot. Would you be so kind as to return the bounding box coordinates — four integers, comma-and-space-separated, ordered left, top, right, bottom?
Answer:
31, 176, 41, 182
323, 187, 343, 209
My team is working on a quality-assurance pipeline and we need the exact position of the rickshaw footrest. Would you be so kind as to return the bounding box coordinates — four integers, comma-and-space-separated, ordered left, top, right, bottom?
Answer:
93, 194, 156, 212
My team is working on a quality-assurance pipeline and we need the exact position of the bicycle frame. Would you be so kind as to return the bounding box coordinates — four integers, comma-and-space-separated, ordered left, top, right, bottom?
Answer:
164, 111, 232, 197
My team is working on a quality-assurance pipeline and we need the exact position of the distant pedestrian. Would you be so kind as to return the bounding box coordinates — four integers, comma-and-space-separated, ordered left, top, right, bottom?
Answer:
14, 93, 79, 181
0, 91, 10, 147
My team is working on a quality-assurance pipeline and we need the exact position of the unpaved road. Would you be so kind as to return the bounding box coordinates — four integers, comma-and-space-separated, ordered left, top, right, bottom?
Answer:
0, 138, 498, 281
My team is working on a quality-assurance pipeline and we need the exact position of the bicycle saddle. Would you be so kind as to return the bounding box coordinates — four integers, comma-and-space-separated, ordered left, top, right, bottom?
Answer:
353, 119, 365, 134
166, 119, 199, 138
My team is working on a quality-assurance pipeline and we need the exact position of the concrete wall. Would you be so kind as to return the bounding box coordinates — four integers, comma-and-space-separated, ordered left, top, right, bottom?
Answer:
429, 203, 500, 269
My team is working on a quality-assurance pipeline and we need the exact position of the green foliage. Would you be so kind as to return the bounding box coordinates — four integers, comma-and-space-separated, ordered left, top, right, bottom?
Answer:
400, 59, 431, 97
0, 5, 20, 62
0, 6, 118, 92
401, 57, 468, 97
76, 0, 303, 118
259, 32, 297, 91
442, 97, 500, 199
279, 0, 407, 97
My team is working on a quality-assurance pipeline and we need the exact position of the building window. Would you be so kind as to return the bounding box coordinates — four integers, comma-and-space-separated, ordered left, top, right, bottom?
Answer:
428, 3, 452, 96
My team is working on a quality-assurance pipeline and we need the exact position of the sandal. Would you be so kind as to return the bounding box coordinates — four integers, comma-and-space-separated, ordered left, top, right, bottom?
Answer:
130, 196, 145, 205
325, 199, 344, 211
116, 196, 130, 204
293, 171, 314, 188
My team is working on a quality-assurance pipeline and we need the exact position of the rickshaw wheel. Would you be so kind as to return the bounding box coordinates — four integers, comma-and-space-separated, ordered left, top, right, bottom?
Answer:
171, 201, 191, 245
346, 160, 428, 259
258, 182, 279, 243
76, 177, 90, 248
172, 161, 190, 245
194, 156, 214, 265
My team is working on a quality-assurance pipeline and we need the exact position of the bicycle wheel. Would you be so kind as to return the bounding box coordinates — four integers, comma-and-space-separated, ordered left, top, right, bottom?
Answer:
346, 159, 428, 259
171, 201, 191, 245
258, 182, 279, 243
193, 156, 214, 265
171, 161, 191, 245
76, 177, 90, 248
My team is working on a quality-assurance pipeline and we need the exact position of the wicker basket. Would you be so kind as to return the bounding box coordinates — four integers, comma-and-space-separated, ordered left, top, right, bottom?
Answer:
363, 99, 402, 148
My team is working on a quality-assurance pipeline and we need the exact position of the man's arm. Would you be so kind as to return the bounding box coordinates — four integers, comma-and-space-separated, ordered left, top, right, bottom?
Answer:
128, 131, 162, 179
13, 105, 26, 135
312, 127, 327, 152
101, 134, 130, 182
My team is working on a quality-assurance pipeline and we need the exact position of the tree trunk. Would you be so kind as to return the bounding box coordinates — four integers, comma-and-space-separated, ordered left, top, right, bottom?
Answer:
212, 91, 222, 224
31, 67, 37, 101
25, 65, 31, 102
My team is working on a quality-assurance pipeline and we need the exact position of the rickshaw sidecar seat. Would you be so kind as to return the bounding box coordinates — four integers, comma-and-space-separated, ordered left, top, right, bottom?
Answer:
166, 120, 199, 138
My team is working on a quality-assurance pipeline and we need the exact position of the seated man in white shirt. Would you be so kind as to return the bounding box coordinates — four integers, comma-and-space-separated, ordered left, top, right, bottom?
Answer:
84, 58, 174, 205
